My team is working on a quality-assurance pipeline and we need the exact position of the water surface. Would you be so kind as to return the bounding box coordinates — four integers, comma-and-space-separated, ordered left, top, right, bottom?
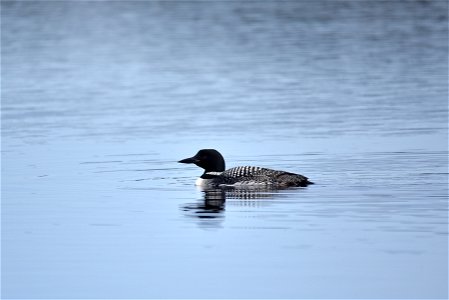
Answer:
2, 1, 448, 299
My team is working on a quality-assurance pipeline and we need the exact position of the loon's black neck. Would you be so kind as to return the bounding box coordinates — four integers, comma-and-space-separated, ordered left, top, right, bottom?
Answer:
193, 149, 225, 172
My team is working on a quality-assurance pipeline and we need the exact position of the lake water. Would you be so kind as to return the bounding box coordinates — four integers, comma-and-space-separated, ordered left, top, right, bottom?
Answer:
2, 1, 448, 299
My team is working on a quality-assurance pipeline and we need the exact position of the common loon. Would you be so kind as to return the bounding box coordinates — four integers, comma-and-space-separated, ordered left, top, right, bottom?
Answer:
178, 149, 313, 187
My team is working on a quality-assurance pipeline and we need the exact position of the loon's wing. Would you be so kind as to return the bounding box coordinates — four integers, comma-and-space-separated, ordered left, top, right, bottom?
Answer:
273, 171, 312, 187
220, 166, 311, 187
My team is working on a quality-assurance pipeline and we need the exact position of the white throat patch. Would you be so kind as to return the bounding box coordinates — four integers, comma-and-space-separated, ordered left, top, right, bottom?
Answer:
195, 177, 212, 186
195, 172, 222, 186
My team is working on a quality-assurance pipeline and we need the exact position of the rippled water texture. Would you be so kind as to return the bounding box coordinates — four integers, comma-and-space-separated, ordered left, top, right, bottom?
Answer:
2, 1, 448, 299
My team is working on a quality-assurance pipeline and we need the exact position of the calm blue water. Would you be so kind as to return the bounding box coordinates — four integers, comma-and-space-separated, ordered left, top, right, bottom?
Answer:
2, 1, 448, 299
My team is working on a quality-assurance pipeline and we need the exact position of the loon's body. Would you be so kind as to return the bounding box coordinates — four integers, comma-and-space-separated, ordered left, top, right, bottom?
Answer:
178, 149, 313, 187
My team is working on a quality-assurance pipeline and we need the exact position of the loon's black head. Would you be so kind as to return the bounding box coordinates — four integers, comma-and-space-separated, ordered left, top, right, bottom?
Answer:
178, 149, 226, 172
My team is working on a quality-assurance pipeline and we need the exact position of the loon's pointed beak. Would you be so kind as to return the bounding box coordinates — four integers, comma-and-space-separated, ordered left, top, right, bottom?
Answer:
178, 156, 198, 164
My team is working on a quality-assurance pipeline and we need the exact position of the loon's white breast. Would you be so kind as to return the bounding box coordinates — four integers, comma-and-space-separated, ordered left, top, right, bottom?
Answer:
195, 177, 212, 187
195, 171, 222, 187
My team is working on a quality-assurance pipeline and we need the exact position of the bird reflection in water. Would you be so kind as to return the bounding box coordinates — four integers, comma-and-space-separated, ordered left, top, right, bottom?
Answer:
182, 188, 226, 219
181, 186, 283, 221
